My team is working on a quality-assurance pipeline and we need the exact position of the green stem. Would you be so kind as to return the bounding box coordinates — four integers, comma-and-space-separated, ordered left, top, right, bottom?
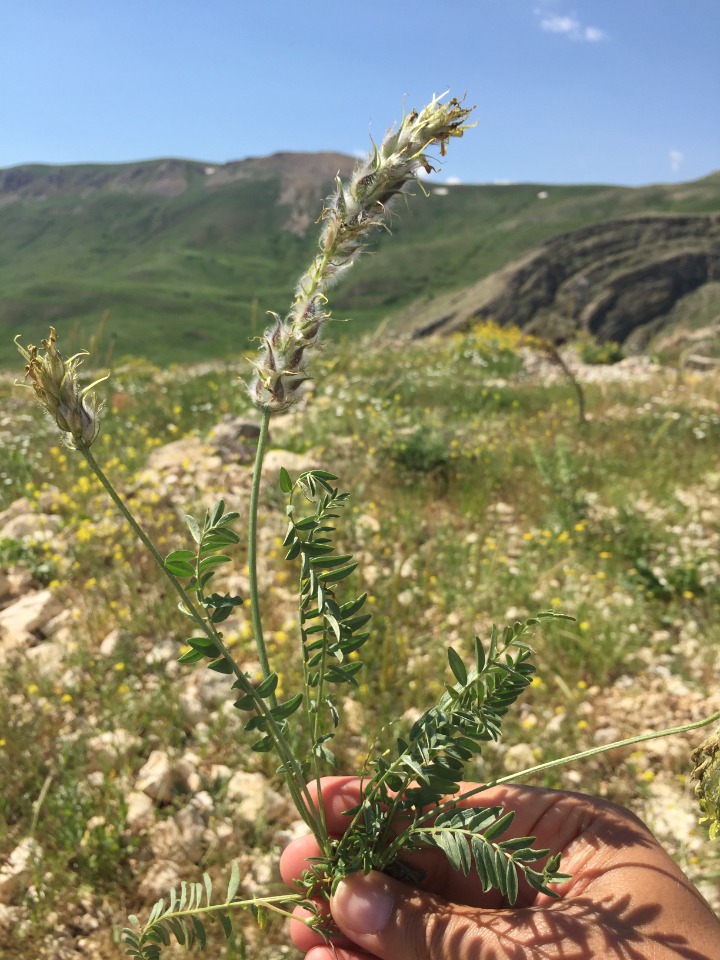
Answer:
245, 407, 327, 836
141, 892, 309, 936
489, 709, 720, 789
78, 443, 208, 634
248, 406, 273, 689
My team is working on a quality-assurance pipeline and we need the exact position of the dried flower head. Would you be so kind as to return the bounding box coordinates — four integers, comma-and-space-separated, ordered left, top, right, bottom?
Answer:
249, 92, 475, 412
691, 727, 720, 840
15, 326, 106, 447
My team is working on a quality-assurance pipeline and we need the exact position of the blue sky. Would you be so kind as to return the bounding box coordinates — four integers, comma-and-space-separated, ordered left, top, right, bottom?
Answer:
1, 1, 718, 185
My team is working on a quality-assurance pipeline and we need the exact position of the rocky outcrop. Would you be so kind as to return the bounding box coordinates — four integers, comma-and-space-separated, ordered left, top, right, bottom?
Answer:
410, 214, 720, 348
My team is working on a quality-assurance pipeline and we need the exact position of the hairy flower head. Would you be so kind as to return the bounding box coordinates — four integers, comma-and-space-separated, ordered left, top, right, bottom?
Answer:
15, 326, 106, 447
691, 727, 720, 840
249, 93, 475, 412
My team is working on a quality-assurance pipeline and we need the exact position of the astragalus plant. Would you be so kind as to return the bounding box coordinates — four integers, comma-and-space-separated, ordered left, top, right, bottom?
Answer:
14, 94, 720, 959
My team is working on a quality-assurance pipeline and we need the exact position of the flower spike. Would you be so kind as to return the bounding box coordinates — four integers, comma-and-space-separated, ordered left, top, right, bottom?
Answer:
249, 93, 475, 412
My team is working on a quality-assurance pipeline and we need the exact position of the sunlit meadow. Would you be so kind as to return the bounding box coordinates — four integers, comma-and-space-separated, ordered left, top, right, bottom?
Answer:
0, 319, 719, 956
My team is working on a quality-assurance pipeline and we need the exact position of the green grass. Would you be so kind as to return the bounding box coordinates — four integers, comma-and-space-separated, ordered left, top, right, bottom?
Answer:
1, 325, 719, 956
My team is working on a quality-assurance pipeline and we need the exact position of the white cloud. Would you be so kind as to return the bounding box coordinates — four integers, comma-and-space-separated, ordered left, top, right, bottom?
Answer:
669, 149, 685, 173
446, 176, 462, 185
538, 9, 606, 42
540, 15, 580, 35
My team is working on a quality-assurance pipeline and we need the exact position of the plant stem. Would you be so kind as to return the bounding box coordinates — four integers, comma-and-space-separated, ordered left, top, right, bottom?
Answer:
412, 709, 720, 833
491, 709, 720, 788
245, 406, 328, 837
77, 442, 208, 633
248, 406, 273, 689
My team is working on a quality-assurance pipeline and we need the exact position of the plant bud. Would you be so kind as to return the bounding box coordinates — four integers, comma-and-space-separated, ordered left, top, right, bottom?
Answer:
691, 728, 720, 840
15, 326, 106, 447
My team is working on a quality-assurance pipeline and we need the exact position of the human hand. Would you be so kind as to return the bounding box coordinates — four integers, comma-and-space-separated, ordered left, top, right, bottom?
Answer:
280, 777, 720, 960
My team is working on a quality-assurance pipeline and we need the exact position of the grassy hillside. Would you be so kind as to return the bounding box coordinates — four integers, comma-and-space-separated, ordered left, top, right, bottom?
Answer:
1, 156, 720, 369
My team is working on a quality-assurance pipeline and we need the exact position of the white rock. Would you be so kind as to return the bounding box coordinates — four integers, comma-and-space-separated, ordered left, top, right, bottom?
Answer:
43, 609, 73, 638
0, 497, 32, 525
0, 838, 41, 905
0, 572, 12, 603
99, 628, 123, 657
0, 512, 61, 541
179, 690, 204, 728
125, 791, 155, 834
137, 860, 184, 904
148, 817, 183, 861
145, 639, 176, 666
0, 902, 21, 942
25, 640, 65, 675
502, 743, 537, 773
145, 437, 220, 474
208, 764, 232, 785
226, 772, 286, 825
174, 804, 208, 863
175, 753, 202, 793
87, 729, 142, 771
262, 451, 318, 484
135, 750, 175, 802
148, 802, 208, 865
273, 819, 310, 850
0, 589, 62, 658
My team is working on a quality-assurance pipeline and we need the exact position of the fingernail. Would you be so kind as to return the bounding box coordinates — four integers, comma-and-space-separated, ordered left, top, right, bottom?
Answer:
332, 873, 395, 936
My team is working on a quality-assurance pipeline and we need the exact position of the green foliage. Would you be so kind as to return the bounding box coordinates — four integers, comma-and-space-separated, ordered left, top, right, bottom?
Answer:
388, 427, 451, 475
301, 614, 574, 909
164, 499, 243, 666
0, 536, 58, 585
531, 435, 588, 527
121, 864, 307, 960
282, 469, 371, 769
578, 337, 625, 365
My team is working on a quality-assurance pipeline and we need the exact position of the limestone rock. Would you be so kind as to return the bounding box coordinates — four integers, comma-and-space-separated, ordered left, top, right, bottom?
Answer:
174, 753, 202, 793
135, 750, 174, 802
0, 512, 61, 542
207, 416, 261, 464
262, 450, 319, 485
125, 791, 155, 834
225, 771, 286, 825
1, 568, 34, 599
0, 589, 62, 659
0, 837, 41, 905
0, 903, 22, 944
502, 743, 537, 773
137, 860, 184, 904
87, 729, 142, 771
148, 817, 183, 861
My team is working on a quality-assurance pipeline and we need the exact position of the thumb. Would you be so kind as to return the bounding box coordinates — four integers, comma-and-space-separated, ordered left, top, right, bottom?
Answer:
329, 871, 498, 960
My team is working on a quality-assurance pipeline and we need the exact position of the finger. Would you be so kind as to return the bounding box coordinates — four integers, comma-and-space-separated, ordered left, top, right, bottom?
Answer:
287, 899, 353, 953
279, 832, 323, 888
328, 870, 503, 960
306, 947, 378, 960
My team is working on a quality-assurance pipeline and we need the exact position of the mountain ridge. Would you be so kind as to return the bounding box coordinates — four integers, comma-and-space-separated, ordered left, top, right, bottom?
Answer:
1, 153, 719, 368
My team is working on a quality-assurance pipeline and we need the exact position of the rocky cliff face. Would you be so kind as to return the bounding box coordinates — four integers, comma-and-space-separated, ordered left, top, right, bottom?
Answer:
411, 214, 720, 348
